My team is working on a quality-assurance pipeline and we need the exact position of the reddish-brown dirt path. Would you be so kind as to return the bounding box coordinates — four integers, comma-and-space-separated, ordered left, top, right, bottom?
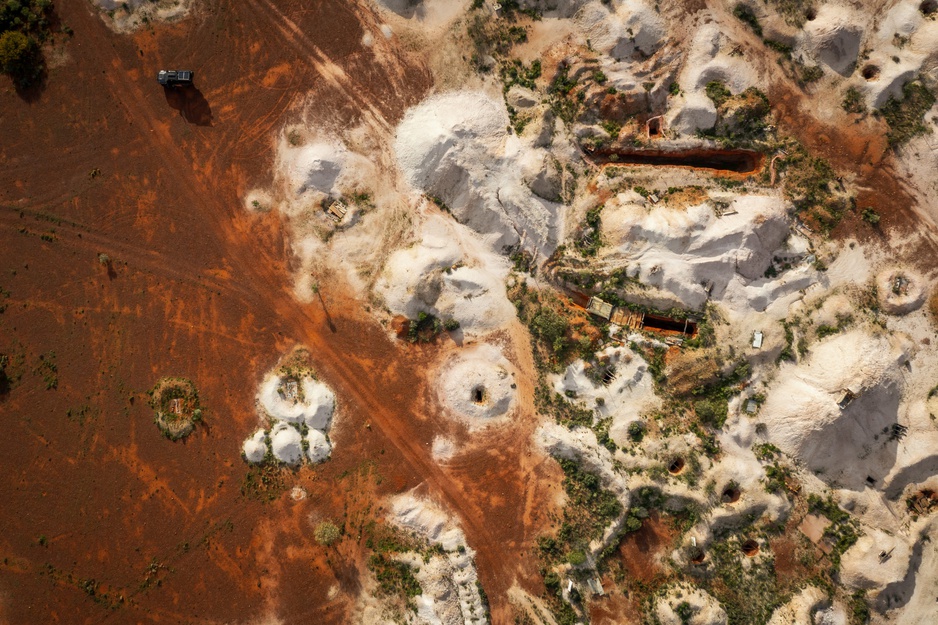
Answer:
0, 1, 557, 623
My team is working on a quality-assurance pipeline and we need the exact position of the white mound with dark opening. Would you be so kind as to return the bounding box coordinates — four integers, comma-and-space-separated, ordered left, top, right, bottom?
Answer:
437, 343, 517, 429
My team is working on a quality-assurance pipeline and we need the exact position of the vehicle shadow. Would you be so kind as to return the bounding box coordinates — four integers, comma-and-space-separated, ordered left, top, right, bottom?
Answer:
163, 85, 213, 126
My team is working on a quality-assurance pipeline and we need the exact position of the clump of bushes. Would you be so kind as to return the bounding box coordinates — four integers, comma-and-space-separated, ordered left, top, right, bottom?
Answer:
879, 80, 937, 146
0, 0, 55, 88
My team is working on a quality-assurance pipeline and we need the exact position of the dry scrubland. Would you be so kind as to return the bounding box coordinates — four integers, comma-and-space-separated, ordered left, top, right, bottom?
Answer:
3, 0, 938, 623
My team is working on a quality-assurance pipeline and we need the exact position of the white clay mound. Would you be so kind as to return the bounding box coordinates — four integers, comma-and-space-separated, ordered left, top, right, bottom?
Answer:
759, 329, 911, 487
437, 344, 517, 428
307, 429, 332, 464
799, 5, 863, 76
601, 194, 803, 312
270, 422, 304, 465
258, 375, 335, 431
242, 429, 268, 464
394, 90, 560, 254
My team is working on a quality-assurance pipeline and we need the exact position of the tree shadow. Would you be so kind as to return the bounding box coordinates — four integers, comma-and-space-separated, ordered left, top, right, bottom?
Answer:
163, 85, 213, 126
12, 64, 47, 102
316, 292, 337, 333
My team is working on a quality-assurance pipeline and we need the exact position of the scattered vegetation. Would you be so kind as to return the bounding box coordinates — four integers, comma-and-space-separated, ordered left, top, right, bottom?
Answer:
536, 458, 622, 621
800, 65, 824, 84
407, 311, 443, 343
548, 61, 581, 124
842, 87, 867, 114
148, 377, 203, 440
879, 80, 937, 146
509, 280, 597, 371
778, 143, 848, 234
240, 462, 288, 502
34, 351, 57, 390
574, 205, 603, 257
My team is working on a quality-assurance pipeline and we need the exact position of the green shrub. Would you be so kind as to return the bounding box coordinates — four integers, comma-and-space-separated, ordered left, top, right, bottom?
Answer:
705, 80, 732, 107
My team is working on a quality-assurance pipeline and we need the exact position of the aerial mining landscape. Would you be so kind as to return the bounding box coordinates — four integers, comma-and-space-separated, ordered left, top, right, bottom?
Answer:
2, 0, 938, 623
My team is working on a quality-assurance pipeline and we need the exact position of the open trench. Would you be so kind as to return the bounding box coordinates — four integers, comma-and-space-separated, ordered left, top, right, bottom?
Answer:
584, 147, 764, 175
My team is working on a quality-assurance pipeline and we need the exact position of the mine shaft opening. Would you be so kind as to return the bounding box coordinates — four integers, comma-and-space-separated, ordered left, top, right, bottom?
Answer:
741, 539, 760, 556
921, 1, 937, 16
805, 7, 817, 20
601, 367, 617, 386
588, 148, 763, 174
862, 65, 880, 80
472, 386, 486, 404
722, 486, 741, 504
690, 548, 706, 564
643, 314, 698, 335
668, 458, 686, 475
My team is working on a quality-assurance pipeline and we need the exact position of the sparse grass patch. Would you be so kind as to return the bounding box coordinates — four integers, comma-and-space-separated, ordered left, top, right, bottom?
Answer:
240, 462, 288, 502
574, 205, 603, 257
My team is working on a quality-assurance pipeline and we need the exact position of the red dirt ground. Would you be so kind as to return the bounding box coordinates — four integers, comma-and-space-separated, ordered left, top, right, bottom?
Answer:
588, 513, 678, 624
0, 1, 560, 623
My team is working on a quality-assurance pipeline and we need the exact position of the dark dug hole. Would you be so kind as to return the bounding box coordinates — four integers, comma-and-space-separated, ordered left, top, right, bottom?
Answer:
722, 486, 741, 504
587, 148, 763, 174
643, 314, 697, 335
862, 65, 880, 81
921, 1, 937, 16
742, 539, 760, 556
164, 85, 214, 126
689, 547, 706, 564
668, 457, 686, 475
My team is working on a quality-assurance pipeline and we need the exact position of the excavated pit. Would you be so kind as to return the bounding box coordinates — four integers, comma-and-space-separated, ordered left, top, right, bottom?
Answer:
586, 148, 763, 174
643, 314, 698, 336
742, 539, 760, 557
668, 457, 686, 475
722, 486, 741, 504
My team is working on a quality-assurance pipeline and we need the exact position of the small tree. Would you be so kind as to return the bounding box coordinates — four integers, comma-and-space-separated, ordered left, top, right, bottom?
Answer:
0, 31, 41, 87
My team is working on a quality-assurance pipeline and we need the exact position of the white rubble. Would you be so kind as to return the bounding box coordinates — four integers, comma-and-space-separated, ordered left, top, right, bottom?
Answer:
388, 493, 487, 625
